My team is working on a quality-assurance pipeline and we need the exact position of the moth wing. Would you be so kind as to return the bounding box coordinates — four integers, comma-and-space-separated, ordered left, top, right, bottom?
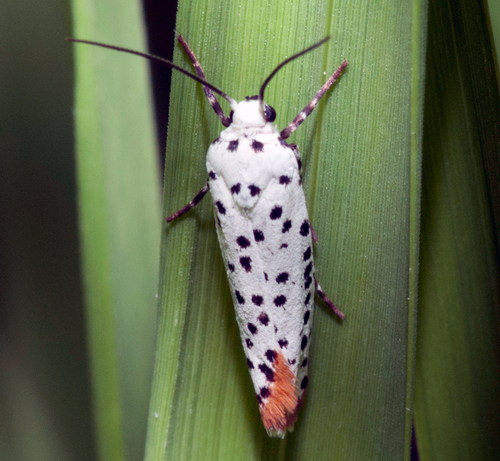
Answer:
207, 137, 315, 437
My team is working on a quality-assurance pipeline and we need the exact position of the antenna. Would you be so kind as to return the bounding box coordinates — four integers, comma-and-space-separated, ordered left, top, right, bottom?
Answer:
66, 38, 235, 105
258, 37, 330, 103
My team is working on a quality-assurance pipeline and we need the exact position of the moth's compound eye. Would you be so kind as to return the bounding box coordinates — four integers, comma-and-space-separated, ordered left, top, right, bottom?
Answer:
229, 110, 234, 124
264, 104, 276, 122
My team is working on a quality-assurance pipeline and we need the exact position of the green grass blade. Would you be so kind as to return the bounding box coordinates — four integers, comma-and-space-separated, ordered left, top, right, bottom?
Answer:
70, 1, 161, 459
414, 1, 500, 459
146, 1, 423, 459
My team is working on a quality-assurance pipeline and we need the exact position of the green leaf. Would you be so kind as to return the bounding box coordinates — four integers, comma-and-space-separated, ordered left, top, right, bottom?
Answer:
414, 1, 500, 459
70, 1, 161, 459
146, 1, 424, 459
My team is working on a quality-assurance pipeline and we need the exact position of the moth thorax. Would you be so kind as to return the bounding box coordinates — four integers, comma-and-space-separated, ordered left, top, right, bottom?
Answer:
231, 99, 267, 128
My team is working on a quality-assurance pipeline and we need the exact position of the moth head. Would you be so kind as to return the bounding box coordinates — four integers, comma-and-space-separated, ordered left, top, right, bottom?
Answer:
229, 96, 276, 127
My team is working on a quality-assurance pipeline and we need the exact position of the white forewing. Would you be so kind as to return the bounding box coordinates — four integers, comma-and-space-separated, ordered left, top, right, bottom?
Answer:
206, 121, 315, 436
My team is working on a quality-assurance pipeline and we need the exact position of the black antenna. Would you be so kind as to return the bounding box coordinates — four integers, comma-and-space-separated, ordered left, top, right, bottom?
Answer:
259, 37, 330, 103
66, 38, 235, 105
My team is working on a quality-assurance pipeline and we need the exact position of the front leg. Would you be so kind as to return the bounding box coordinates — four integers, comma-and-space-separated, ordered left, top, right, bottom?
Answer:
166, 182, 210, 222
177, 35, 231, 127
281, 60, 348, 139
315, 279, 344, 319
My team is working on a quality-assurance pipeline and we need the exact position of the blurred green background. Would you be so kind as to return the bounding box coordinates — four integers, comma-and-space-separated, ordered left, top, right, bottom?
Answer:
0, 1, 499, 460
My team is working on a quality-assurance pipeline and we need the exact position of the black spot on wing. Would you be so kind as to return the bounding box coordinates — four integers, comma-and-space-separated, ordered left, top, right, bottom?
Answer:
276, 272, 289, 284
251, 140, 264, 152
259, 363, 274, 381
231, 183, 241, 194
248, 185, 261, 196
235, 290, 245, 304
282, 220, 292, 233
303, 247, 311, 261
305, 292, 311, 306
305, 277, 313, 290
274, 295, 286, 307
304, 310, 310, 325
228, 262, 235, 272
248, 323, 257, 335
301, 358, 308, 367
237, 236, 251, 248
209, 170, 216, 180
246, 338, 253, 349
301, 335, 308, 350
247, 359, 254, 369
304, 262, 313, 280
228, 140, 239, 151
279, 175, 291, 185
270, 206, 283, 220
260, 387, 270, 399
265, 350, 277, 362
215, 201, 226, 215
253, 229, 264, 242
252, 295, 264, 306
257, 311, 269, 324
240, 256, 252, 272
278, 338, 288, 349
301, 376, 309, 389
300, 220, 310, 236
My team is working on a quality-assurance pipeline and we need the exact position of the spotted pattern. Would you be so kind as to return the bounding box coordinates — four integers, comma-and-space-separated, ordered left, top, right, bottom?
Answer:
251, 140, 264, 152
278, 338, 288, 348
265, 350, 277, 362
260, 387, 270, 399
237, 236, 251, 248
259, 363, 274, 381
235, 290, 245, 304
276, 272, 289, 284
257, 311, 269, 324
270, 206, 283, 220
240, 256, 252, 272
249, 185, 261, 196
279, 175, 291, 185
253, 229, 264, 241
282, 220, 292, 233
206, 133, 317, 428
216, 201, 226, 214
274, 295, 287, 307
252, 295, 263, 306
228, 140, 239, 151
300, 220, 310, 236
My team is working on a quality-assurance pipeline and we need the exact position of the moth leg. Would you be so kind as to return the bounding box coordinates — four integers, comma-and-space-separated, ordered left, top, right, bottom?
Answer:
177, 35, 231, 127
315, 279, 344, 319
166, 182, 210, 222
280, 60, 348, 139
311, 225, 319, 243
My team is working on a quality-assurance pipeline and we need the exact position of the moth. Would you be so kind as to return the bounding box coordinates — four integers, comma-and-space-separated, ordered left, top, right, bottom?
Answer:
69, 35, 347, 438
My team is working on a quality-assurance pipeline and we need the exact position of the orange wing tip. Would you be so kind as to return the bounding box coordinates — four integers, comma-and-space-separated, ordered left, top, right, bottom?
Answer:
259, 351, 300, 437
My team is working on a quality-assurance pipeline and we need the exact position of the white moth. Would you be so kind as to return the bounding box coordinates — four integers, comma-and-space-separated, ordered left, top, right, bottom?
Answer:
69, 35, 347, 438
